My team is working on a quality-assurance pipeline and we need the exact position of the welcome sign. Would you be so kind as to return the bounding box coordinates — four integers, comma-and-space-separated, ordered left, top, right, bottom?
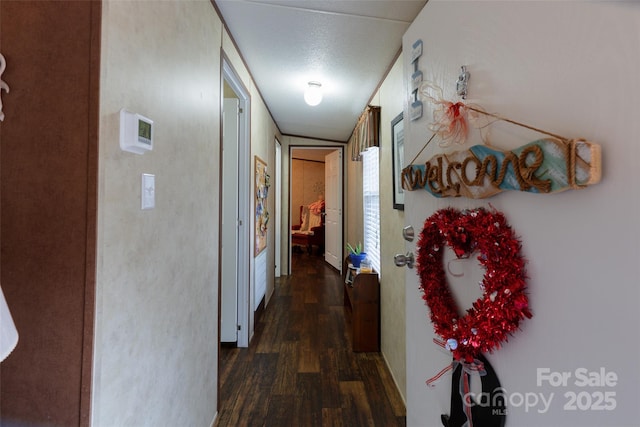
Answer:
401, 139, 601, 199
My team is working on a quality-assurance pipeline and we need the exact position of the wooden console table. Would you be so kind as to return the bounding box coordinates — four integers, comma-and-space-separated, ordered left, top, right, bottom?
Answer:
343, 261, 380, 352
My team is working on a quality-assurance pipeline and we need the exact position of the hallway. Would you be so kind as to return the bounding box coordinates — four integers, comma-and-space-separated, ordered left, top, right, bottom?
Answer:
217, 253, 406, 426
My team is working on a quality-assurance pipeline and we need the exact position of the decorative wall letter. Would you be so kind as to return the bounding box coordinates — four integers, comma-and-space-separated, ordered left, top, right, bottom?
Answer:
402, 139, 601, 198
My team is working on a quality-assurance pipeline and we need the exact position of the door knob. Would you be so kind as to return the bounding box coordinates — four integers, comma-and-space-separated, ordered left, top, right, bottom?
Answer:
394, 252, 415, 269
402, 225, 415, 242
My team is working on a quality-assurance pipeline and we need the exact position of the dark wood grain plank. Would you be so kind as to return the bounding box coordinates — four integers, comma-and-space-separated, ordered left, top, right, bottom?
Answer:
271, 342, 298, 396
339, 381, 375, 427
217, 253, 406, 426
375, 356, 407, 418
295, 373, 323, 427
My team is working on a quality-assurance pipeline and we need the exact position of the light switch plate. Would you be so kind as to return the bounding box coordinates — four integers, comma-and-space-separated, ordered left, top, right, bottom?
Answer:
142, 173, 155, 210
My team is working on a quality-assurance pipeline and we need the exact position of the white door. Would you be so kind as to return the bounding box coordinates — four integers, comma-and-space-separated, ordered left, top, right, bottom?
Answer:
275, 139, 282, 277
402, 3, 640, 426
221, 98, 239, 342
324, 150, 342, 271
222, 60, 250, 348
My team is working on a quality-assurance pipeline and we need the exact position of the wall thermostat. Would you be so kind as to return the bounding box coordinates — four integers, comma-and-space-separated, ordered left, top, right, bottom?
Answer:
120, 109, 153, 154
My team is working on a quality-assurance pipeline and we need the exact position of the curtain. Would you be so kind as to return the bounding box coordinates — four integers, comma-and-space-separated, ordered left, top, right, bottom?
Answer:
351, 105, 380, 161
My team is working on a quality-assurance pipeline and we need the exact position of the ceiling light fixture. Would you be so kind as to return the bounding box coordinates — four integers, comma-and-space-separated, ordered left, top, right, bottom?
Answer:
304, 81, 323, 106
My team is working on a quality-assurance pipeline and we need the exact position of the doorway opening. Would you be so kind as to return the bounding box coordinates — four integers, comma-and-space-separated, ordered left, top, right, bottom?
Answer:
275, 138, 282, 278
289, 146, 344, 275
220, 57, 250, 348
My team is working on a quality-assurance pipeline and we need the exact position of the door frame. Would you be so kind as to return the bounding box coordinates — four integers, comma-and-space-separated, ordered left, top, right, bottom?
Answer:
275, 138, 282, 277
288, 145, 344, 275
220, 55, 250, 348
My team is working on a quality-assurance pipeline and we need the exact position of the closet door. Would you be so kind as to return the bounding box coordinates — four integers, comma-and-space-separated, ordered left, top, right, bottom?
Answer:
0, 2, 100, 425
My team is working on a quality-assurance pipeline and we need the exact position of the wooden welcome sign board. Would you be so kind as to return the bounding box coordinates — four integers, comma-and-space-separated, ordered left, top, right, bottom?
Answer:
401, 138, 601, 199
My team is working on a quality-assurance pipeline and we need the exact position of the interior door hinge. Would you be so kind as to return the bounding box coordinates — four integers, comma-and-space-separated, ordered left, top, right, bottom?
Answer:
237, 324, 241, 331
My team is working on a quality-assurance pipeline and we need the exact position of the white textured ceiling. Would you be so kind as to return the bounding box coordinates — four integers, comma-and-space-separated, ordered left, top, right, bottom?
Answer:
215, 0, 427, 142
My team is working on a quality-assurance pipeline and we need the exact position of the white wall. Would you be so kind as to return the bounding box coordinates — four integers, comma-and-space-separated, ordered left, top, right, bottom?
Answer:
344, 57, 408, 402
403, 2, 639, 426
250, 90, 281, 308
368, 57, 407, 402
94, 1, 281, 424
95, 1, 221, 425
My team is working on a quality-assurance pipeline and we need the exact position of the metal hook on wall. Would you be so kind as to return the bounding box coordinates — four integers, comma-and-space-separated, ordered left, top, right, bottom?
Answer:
447, 256, 470, 278
456, 66, 470, 100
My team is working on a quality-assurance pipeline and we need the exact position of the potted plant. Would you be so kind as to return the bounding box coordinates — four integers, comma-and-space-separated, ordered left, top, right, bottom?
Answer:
346, 242, 367, 268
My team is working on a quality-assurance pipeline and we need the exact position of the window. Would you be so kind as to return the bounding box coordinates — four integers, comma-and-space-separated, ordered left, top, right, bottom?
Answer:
362, 146, 380, 275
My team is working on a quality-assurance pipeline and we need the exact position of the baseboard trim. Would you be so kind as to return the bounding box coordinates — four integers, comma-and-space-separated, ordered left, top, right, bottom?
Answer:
381, 351, 407, 409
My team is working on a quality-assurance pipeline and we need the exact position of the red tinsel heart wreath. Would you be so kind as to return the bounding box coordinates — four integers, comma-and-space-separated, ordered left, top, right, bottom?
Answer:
416, 207, 532, 363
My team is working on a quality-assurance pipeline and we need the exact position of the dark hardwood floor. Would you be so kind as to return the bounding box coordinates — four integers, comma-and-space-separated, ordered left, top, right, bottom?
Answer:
217, 252, 406, 426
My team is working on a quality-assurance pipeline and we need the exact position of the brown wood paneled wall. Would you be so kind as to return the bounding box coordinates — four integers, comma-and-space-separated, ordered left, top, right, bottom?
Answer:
0, 1, 100, 425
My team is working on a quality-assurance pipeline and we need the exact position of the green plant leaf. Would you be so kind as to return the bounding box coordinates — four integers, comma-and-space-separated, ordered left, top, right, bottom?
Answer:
346, 242, 362, 255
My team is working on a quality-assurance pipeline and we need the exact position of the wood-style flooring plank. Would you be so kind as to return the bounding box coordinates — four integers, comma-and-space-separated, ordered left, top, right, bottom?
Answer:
271, 342, 297, 396
264, 395, 294, 426
321, 408, 344, 427
217, 253, 406, 426
375, 356, 407, 418
357, 353, 405, 426
339, 381, 375, 427
295, 373, 323, 427
319, 349, 341, 409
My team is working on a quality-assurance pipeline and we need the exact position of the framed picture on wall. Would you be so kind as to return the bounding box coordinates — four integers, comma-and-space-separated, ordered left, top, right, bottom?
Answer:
254, 156, 269, 256
391, 112, 405, 210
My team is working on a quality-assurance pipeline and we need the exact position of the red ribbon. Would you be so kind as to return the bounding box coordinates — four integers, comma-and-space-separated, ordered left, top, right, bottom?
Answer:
426, 339, 486, 427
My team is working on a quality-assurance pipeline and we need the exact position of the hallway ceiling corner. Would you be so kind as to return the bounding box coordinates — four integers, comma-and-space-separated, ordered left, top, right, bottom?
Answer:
214, 0, 427, 142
